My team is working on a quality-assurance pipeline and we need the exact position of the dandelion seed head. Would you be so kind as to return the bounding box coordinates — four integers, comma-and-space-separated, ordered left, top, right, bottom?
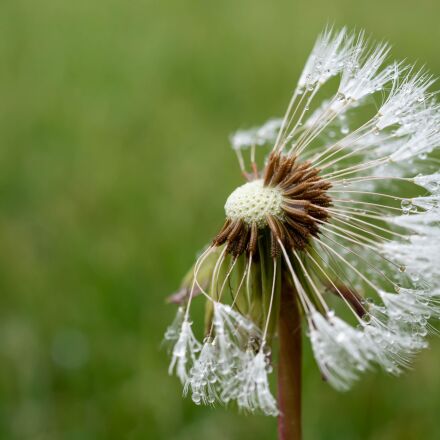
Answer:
165, 26, 440, 417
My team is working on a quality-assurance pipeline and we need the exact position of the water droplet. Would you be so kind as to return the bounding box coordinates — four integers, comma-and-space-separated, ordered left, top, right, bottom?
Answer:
410, 272, 420, 282
401, 199, 412, 215
336, 92, 346, 101
427, 181, 439, 192
192, 393, 201, 404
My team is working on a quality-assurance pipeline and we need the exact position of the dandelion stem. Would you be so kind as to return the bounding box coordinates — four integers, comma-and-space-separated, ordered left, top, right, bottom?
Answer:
278, 279, 302, 440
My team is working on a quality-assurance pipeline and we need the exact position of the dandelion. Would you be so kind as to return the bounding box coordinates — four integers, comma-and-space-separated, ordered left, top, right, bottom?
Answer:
165, 27, 440, 439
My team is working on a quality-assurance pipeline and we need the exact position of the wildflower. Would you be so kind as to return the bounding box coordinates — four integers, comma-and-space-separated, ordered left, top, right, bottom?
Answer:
165, 26, 440, 425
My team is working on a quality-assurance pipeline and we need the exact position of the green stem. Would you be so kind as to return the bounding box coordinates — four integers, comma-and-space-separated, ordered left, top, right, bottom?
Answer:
277, 281, 302, 440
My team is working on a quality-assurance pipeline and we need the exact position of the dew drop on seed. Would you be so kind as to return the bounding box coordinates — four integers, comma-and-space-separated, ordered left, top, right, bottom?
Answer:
336, 92, 346, 101
410, 272, 420, 282
427, 181, 439, 192
401, 199, 412, 214
192, 393, 201, 404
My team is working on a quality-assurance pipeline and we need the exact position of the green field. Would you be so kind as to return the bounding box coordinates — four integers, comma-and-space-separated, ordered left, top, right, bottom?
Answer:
0, 0, 439, 438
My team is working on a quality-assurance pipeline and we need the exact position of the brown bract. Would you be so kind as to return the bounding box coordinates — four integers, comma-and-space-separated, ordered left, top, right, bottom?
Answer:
213, 152, 333, 258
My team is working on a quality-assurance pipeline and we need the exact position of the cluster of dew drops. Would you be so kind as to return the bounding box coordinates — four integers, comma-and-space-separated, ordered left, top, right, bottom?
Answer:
188, 337, 274, 407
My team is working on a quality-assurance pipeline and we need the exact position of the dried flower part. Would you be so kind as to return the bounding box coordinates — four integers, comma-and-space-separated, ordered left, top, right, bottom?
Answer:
215, 153, 332, 257
165, 27, 440, 417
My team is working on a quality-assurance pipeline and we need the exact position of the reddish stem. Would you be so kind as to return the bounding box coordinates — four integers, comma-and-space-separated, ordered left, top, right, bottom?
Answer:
277, 282, 302, 440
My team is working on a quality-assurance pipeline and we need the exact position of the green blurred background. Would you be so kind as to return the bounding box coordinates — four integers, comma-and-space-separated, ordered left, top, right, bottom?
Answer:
0, 0, 439, 439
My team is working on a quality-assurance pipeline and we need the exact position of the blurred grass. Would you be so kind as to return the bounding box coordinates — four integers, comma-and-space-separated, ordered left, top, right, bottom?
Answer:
0, 0, 439, 439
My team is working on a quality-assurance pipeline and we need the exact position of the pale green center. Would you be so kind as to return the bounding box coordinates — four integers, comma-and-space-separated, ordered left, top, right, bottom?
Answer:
224, 179, 284, 228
